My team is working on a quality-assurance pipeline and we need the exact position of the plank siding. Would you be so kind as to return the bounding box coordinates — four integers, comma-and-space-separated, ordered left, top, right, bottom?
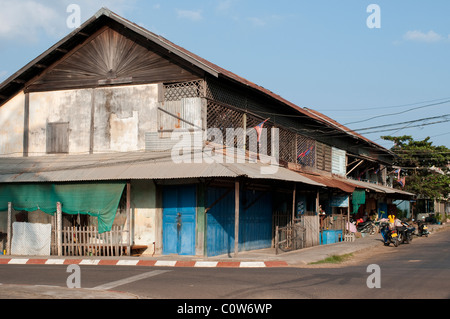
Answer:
316, 142, 332, 172
27, 27, 200, 92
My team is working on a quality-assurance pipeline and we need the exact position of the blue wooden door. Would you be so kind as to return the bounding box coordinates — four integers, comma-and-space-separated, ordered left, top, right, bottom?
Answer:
206, 187, 273, 256
239, 189, 273, 251
206, 187, 235, 257
162, 185, 196, 255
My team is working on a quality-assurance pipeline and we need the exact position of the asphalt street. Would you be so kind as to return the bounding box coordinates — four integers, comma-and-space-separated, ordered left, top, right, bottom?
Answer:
0, 226, 448, 300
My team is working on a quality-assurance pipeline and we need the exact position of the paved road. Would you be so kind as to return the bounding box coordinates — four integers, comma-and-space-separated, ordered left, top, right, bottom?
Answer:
0, 229, 448, 300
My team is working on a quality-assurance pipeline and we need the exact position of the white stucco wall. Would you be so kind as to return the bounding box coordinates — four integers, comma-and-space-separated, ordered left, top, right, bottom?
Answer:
0, 92, 25, 157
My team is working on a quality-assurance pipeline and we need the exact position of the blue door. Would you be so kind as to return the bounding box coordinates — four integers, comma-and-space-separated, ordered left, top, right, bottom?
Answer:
206, 187, 273, 256
239, 189, 273, 252
206, 187, 235, 257
162, 185, 196, 255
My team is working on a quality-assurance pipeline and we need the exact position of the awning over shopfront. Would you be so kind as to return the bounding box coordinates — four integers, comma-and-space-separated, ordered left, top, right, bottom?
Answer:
346, 179, 415, 199
0, 182, 125, 233
0, 151, 325, 187
295, 172, 356, 193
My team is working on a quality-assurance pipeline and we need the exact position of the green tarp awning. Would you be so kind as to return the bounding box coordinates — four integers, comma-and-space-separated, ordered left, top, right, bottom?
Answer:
352, 189, 366, 215
0, 183, 126, 233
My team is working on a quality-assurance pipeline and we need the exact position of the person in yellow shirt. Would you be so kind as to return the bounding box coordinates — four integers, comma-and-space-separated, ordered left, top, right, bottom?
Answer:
388, 214, 395, 224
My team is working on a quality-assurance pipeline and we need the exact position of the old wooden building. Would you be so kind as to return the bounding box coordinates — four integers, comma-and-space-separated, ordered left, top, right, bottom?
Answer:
0, 8, 413, 258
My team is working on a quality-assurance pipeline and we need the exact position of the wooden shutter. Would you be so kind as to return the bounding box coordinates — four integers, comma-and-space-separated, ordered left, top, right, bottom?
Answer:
316, 142, 332, 172
46, 122, 69, 154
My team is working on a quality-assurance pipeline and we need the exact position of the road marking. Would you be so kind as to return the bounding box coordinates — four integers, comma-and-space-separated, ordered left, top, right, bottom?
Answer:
45, 259, 65, 265
154, 260, 177, 267
116, 260, 139, 266
91, 270, 171, 291
194, 261, 218, 268
240, 262, 266, 268
9, 259, 29, 264
79, 259, 100, 265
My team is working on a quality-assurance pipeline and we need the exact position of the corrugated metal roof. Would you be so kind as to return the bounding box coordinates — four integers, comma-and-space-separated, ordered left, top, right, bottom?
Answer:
0, 151, 325, 187
0, 8, 393, 159
296, 172, 357, 194
347, 179, 415, 197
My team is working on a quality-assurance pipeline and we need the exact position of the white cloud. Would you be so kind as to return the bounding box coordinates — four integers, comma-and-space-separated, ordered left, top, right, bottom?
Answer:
403, 30, 444, 43
217, 0, 233, 12
176, 9, 203, 22
0, 0, 135, 41
0, 0, 62, 40
248, 17, 266, 27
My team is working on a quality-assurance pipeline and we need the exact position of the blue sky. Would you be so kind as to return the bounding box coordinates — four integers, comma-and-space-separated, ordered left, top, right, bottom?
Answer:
1, 0, 449, 150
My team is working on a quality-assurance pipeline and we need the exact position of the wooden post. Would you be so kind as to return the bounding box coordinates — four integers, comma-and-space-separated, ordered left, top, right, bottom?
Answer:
6, 202, 12, 255
234, 180, 240, 257
347, 200, 351, 235
126, 181, 131, 256
242, 113, 247, 152
275, 225, 279, 255
316, 191, 320, 214
57, 202, 62, 256
292, 184, 296, 225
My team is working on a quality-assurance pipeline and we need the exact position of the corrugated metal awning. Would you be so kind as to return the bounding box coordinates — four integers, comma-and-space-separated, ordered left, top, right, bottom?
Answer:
0, 151, 325, 187
296, 172, 357, 194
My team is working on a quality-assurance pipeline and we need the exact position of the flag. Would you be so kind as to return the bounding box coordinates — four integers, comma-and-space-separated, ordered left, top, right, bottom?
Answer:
297, 146, 314, 159
254, 119, 269, 143
396, 169, 406, 188
399, 176, 406, 188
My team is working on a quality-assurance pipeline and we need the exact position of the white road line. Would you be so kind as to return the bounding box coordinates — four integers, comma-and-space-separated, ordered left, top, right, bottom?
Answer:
8, 259, 29, 264
79, 259, 100, 265
194, 261, 218, 268
45, 259, 65, 265
116, 260, 139, 266
239, 262, 266, 268
91, 270, 171, 291
154, 260, 177, 267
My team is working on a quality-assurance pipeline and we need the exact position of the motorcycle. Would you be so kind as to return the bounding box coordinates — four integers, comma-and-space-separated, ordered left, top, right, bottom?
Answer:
403, 221, 415, 243
417, 221, 429, 237
380, 222, 399, 247
396, 221, 415, 244
357, 220, 377, 235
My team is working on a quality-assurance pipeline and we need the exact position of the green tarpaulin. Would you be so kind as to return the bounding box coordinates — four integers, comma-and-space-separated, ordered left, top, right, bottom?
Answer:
0, 183, 126, 233
352, 189, 366, 215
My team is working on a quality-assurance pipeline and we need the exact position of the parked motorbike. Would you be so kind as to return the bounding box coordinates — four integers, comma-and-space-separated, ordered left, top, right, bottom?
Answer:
357, 220, 377, 235
403, 221, 415, 243
396, 221, 415, 244
380, 222, 399, 247
417, 221, 429, 237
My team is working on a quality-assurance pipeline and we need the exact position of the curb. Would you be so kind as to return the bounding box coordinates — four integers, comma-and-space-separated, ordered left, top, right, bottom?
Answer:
0, 258, 289, 268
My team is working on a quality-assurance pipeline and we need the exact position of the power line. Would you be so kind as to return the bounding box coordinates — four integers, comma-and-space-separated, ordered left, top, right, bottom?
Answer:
315, 96, 450, 112
352, 114, 450, 132
343, 99, 450, 126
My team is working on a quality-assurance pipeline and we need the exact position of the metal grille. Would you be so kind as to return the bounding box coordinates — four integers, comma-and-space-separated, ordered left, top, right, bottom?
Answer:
246, 115, 273, 156
278, 128, 297, 164
164, 80, 204, 101
205, 79, 247, 109
275, 223, 306, 254
206, 101, 245, 148
297, 134, 316, 168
